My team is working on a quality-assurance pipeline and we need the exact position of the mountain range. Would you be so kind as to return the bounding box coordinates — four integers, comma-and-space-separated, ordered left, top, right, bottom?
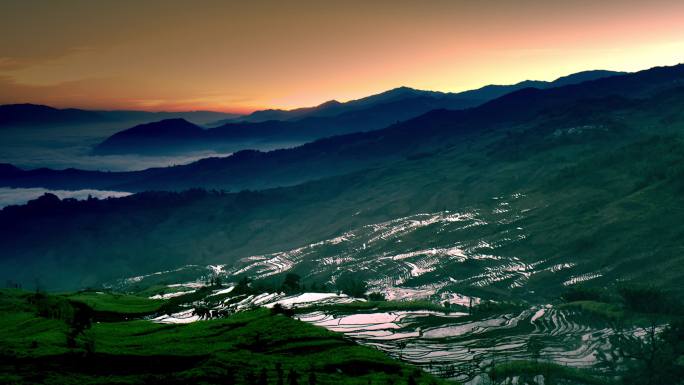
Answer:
0, 104, 240, 127
1, 66, 679, 193
1, 63, 684, 293
223, 70, 622, 123
92, 70, 623, 155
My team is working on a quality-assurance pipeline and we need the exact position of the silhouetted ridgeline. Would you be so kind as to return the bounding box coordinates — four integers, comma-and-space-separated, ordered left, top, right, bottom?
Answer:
93, 70, 623, 155
0, 104, 106, 127
2, 64, 682, 192
0, 104, 239, 128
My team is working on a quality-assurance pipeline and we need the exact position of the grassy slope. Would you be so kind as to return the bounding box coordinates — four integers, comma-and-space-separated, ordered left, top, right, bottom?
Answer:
0, 289, 452, 385
63, 292, 164, 314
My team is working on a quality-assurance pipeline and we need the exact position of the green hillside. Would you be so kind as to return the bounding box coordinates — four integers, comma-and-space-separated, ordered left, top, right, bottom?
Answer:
0, 289, 448, 385
3, 85, 684, 298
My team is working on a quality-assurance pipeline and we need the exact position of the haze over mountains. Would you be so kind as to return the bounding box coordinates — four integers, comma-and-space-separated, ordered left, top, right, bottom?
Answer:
0, 104, 239, 127
92, 70, 623, 155
0, 70, 623, 175
6, 2, 684, 383
0, 105, 243, 172
0, 66, 676, 194
2, 63, 684, 294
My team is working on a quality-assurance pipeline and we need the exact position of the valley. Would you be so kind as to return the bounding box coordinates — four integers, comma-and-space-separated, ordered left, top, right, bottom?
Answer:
2, 61, 684, 384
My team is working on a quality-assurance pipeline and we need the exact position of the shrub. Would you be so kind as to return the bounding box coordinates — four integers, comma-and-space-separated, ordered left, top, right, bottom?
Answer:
618, 285, 673, 314
367, 292, 386, 301
561, 286, 606, 302
335, 273, 367, 298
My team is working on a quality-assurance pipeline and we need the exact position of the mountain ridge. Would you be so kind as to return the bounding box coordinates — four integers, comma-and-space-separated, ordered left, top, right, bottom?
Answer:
0, 104, 240, 127
1, 65, 681, 195
93, 69, 624, 155
3, 79, 684, 292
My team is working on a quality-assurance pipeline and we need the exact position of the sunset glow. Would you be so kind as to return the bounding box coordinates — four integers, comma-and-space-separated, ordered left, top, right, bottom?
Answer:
2, 0, 683, 112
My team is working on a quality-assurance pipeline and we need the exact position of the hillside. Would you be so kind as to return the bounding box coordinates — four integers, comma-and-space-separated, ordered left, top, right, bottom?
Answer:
1, 65, 680, 193
94, 119, 206, 154
2, 67, 684, 295
0, 289, 445, 385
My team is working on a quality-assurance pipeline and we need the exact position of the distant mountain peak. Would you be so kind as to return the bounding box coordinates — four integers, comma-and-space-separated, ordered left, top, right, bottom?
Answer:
1, 103, 57, 110
318, 100, 342, 107
117, 118, 202, 136
382, 86, 422, 95
93, 118, 205, 154
0, 103, 105, 126
551, 70, 624, 87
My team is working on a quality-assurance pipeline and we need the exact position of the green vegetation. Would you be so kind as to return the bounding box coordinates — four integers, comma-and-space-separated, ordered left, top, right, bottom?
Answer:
0, 289, 452, 385
63, 291, 164, 318
558, 301, 625, 321
554, 286, 684, 384
489, 361, 613, 385
558, 284, 684, 325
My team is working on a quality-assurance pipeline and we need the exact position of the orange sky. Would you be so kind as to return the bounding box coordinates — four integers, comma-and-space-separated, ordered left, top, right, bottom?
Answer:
1, 0, 683, 113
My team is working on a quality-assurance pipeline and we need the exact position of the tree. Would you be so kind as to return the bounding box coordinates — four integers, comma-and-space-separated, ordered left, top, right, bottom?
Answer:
245, 370, 257, 385
282, 273, 302, 294
527, 336, 544, 363
258, 368, 268, 385
335, 272, 367, 298
618, 285, 670, 314
368, 292, 386, 301
275, 363, 284, 385
234, 276, 253, 295
66, 301, 93, 349
271, 303, 295, 317
614, 316, 681, 385
288, 369, 300, 385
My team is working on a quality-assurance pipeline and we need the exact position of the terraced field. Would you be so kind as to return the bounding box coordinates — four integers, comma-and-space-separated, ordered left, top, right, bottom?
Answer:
298, 306, 623, 384
112, 191, 610, 305
109, 267, 629, 384
101, 193, 663, 384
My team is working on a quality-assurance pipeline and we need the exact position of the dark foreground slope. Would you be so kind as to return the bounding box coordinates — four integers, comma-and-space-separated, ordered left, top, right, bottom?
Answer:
2, 73, 684, 295
0, 289, 445, 385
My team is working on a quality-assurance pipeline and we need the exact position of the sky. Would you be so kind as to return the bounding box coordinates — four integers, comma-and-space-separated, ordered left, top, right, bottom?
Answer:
1, 0, 683, 113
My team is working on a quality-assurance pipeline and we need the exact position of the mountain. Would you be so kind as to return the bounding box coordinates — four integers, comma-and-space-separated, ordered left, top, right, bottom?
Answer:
224, 100, 345, 123
5, 64, 679, 192
0, 104, 240, 128
95, 70, 624, 155
95, 110, 240, 125
2, 64, 684, 292
222, 87, 450, 124
94, 90, 481, 155
94, 118, 206, 154
0, 104, 107, 127
228, 71, 624, 124
92, 93, 479, 155
548, 69, 624, 87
